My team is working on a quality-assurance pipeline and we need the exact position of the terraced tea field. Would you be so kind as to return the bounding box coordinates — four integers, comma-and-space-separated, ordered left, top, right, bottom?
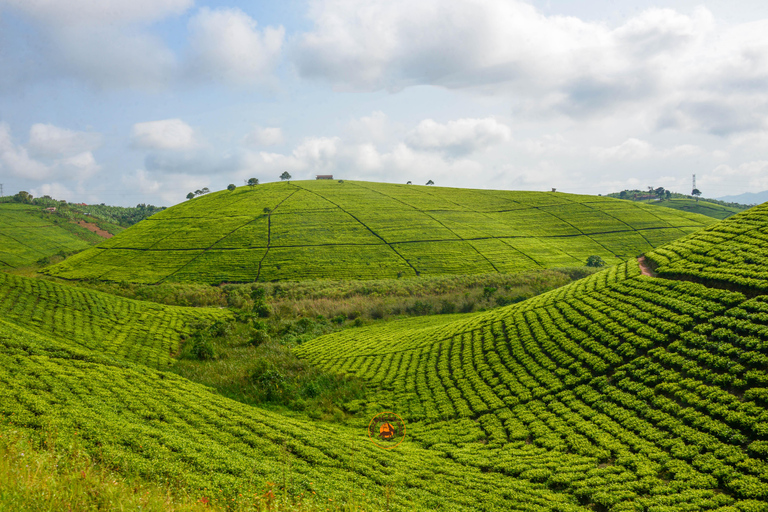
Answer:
0, 273, 229, 368
43, 181, 715, 284
297, 202, 768, 511
4, 193, 768, 510
0, 203, 94, 268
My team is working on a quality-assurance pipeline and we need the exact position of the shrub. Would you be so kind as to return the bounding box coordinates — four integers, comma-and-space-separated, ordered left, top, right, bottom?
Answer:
586, 255, 607, 267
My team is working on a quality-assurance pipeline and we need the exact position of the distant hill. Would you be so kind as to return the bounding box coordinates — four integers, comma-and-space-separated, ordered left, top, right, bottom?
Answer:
717, 190, 768, 205
43, 180, 716, 284
648, 197, 747, 219
0, 203, 123, 269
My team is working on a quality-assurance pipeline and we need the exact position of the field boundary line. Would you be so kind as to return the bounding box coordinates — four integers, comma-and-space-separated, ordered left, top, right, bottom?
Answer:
294, 183, 421, 276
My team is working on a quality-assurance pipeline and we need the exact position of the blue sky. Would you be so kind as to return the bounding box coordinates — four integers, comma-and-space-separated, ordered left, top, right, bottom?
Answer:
1, 0, 767, 206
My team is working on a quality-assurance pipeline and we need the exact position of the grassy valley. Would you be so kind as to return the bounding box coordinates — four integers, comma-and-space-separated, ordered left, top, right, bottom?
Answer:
1, 184, 767, 511
43, 181, 715, 284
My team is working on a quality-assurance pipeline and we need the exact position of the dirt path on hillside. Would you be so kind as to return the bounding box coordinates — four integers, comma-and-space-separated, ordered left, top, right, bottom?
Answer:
76, 220, 113, 239
638, 256, 657, 277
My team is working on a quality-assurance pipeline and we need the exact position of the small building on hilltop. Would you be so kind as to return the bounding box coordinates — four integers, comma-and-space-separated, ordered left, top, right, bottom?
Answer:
316, 175, 333, 180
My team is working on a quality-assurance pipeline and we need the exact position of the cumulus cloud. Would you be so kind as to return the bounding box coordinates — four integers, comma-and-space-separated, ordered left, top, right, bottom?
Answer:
131, 119, 198, 150
239, 135, 482, 186
242, 126, 284, 147
0, 122, 52, 179
0, 122, 102, 181
703, 161, 768, 195
28, 123, 101, 158
187, 8, 284, 86
405, 117, 511, 155
294, 0, 768, 137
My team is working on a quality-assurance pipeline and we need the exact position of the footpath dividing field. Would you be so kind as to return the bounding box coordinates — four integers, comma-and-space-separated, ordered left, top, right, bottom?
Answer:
42, 180, 715, 284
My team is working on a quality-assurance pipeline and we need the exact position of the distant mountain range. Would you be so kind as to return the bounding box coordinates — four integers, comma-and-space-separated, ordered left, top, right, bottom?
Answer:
717, 190, 768, 204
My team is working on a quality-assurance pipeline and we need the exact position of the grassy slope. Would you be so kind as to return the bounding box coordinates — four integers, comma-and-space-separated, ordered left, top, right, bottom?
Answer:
42, 181, 715, 284
298, 204, 768, 510
648, 197, 747, 220
0, 202, 127, 270
0, 273, 229, 368
0, 317, 582, 511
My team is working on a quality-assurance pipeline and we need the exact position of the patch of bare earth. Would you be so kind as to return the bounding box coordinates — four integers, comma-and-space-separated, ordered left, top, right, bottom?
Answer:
76, 220, 113, 239
638, 256, 656, 277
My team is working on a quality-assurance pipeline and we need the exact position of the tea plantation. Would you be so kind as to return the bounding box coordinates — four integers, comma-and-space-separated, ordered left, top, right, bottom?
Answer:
298, 202, 768, 511
3, 193, 768, 510
0, 273, 229, 368
42, 180, 715, 284
0, 203, 93, 268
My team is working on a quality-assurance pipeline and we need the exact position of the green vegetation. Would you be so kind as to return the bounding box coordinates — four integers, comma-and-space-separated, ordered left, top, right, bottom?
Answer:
44, 180, 715, 284
4, 190, 768, 510
646, 203, 768, 292
299, 258, 768, 509
608, 189, 750, 219
0, 203, 102, 269
0, 273, 229, 368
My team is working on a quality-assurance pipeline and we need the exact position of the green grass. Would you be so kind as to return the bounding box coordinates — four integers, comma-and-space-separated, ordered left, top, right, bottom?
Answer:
0, 203, 93, 269
294, 209, 768, 510
42, 181, 716, 284
4, 200, 768, 510
0, 273, 230, 368
649, 197, 747, 220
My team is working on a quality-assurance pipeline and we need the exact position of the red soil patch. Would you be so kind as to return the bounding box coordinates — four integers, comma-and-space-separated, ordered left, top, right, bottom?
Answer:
76, 220, 113, 239
637, 256, 656, 277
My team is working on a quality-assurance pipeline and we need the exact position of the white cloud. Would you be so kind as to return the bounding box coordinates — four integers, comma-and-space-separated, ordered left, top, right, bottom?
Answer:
346, 111, 390, 144
29, 182, 75, 202
0, 122, 103, 182
131, 119, 198, 150
0, 122, 52, 179
405, 117, 511, 155
28, 123, 101, 158
703, 161, 768, 195
593, 138, 654, 160
294, 1, 768, 138
0, 0, 192, 25
187, 8, 284, 86
243, 126, 284, 147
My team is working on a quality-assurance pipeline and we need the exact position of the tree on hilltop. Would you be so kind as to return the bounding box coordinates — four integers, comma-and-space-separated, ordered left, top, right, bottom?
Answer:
13, 191, 33, 203
186, 192, 195, 200
247, 178, 259, 187
692, 188, 701, 202
426, 180, 434, 186
280, 172, 291, 181
227, 184, 236, 191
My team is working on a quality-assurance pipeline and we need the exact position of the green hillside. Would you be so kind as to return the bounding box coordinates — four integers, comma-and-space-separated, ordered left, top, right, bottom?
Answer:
298, 203, 768, 510
4, 199, 768, 510
0, 273, 229, 368
0, 203, 95, 269
649, 198, 747, 220
0, 292, 588, 510
43, 180, 715, 284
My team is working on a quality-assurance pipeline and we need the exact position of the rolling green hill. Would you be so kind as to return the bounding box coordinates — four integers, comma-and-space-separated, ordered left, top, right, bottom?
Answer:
298, 202, 768, 510
0, 273, 229, 368
43, 181, 715, 284
0, 203, 95, 269
4, 198, 768, 510
649, 198, 747, 220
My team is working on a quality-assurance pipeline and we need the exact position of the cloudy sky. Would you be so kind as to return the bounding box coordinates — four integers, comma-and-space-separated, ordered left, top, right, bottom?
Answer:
1, 0, 767, 206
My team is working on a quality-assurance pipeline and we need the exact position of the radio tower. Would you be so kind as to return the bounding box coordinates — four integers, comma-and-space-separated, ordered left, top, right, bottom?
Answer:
692, 174, 696, 195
